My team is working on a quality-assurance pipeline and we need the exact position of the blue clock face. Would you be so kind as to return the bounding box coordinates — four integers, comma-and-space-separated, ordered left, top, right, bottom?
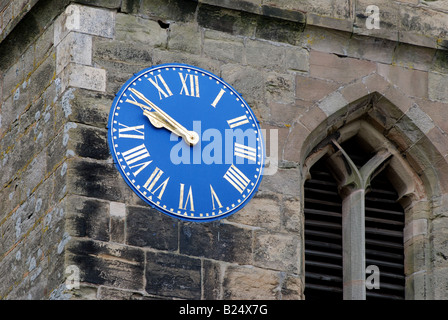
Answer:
108, 63, 264, 222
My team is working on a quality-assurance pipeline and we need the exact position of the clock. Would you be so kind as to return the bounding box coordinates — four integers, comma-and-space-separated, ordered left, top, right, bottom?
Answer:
107, 63, 264, 222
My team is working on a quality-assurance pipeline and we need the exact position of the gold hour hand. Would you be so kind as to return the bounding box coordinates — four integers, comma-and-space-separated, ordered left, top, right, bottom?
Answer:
125, 99, 164, 128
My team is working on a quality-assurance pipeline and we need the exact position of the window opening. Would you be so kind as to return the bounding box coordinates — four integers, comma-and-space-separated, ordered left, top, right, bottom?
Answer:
304, 158, 343, 300
304, 138, 405, 300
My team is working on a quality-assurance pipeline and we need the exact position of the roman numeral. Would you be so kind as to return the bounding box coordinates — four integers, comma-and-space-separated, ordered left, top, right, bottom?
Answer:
121, 144, 152, 176
234, 143, 257, 161
227, 115, 249, 128
143, 167, 170, 200
211, 89, 225, 108
223, 165, 250, 194
210, 185, 223, 210
179, 73, 200, 97
179, 183, 194, 211
148, 74, 173, 99
118, 123, 145, 139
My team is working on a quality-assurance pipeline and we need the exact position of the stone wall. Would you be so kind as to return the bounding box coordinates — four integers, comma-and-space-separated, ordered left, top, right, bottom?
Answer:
0, 0, 448, 300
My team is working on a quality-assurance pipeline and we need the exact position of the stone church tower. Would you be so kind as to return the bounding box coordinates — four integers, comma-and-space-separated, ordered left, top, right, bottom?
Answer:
1, 0, 448, 301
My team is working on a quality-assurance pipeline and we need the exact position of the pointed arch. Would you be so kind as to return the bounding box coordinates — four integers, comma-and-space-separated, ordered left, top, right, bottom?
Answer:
291, 73, 447, 200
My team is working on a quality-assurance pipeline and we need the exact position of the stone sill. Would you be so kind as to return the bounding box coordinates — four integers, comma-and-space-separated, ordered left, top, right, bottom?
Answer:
195, 0, 448, 50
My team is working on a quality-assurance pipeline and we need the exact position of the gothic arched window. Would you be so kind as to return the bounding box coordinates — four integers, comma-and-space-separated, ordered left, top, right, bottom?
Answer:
304, 122, 407, 300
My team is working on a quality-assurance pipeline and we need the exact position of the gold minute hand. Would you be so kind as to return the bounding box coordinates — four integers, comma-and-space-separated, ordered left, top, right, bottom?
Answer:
129, 88, 199, 145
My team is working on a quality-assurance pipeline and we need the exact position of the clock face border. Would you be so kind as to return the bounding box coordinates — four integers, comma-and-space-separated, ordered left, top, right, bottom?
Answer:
107, 63, 265, 222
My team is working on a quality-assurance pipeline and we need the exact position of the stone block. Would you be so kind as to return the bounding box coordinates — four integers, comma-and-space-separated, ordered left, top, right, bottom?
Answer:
253, 231, 300, 273
168, 22, 202, 55
56, 32, 92, 75
65, 195, 110, 241
66, 123, 109, 161
227, 193, 282, 230
380, 84, 414, 115
433, 157, 448, 195
432, 267, 448, 299
281, 273, 303, 300
417, 98, 448, 135
93, 38, 152, 66
264, 0, 349, 19
197, 4, 257, 37
45, 130, 67, 177
284, 47, 309, 72
110, 202, 126, 243
74, 0, 122, 9
151, 49, 221, 77
267, 102, 301, 126
20, 150, 47, 198
282, 196, 301, 232
405, 104, 434, 135
3, 59, 24, 99
258, 167, 301, 197
340, 79, 369, 104
282, 122, 311, 162
428, 72, 448, 103
139, 0, 197, 22
377, 63, 428, 99
296, 75, 339, 102
426, 127, 448, 161
203, 30, 244, 63
394, 112, 426, 146
220, 64, 264, 102
265, 71, 295, 104
41, 203, 66, 258
347, 34, 396, 64
54, 4, 115, 45
400, 5, 448, 46
202, 259, 223, 299
22, 42, 35, 79
404, 218, 427, 244
126, 205, 179, 251
301, 26, 345, 56
145, 251, 201, 299
392, 43, 436, 72
255, 14, 305, 46
405, 269, 427, 300
432, 231, 448, 268
67, 158, 134, 202
60, 63, 106, 93
66, 239, 145, 291
307, 13, 352, 33
223, 265, 280, 299
115, 13, 167, 48
68, 89, 111, 127
431, 50, 448, 74
404, 236, 428, 275
245, 40, 284, 69
179, 221, 252, 264
120, 0, 140, 13
200, 0, 262, 14
318, 91, 348, 117
309, 50, 376, 84
405, 135, 445, 174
